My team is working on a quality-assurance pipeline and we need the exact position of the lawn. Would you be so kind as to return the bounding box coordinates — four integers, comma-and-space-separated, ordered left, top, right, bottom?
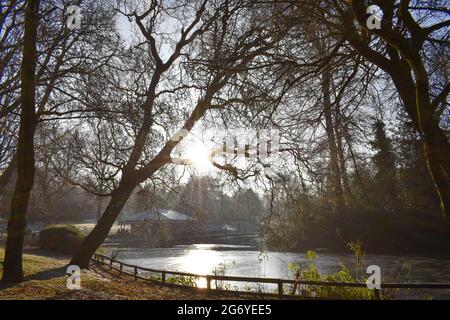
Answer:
0, 247, 270, 300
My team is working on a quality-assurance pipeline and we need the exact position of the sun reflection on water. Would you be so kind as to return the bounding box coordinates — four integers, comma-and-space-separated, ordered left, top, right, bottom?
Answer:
176, 247, 223, 288
180, 248, 222, 274
195, 277, 208, 288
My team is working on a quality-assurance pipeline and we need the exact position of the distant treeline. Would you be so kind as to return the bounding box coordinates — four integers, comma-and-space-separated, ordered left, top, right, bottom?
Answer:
265, 117, 450, 255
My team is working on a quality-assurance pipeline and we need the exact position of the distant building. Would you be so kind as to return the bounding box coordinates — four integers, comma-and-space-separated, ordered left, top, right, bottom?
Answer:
119, 208, 193, 225
119, 209, 196, 240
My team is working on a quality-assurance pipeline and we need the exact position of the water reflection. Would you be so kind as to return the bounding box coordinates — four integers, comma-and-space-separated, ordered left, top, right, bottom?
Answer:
196, 277, 207, 289
116, 243, 450, 298
175, 245, 223, 275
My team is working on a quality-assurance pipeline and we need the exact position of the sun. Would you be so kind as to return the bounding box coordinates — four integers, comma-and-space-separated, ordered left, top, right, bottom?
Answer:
184, 142, 212, 170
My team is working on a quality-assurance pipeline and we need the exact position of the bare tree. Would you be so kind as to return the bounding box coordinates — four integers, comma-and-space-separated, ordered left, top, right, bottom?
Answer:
69, 0, 286, 267
0, 1, 24, 196
2, 0, 39, 283
2, 0, 122, 282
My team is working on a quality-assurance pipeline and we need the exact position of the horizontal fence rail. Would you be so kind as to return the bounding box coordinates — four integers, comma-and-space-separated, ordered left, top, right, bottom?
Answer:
91, 253, 450, 299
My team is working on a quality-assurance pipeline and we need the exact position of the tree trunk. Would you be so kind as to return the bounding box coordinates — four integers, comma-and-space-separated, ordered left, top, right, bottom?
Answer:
0, 154, 16, 196
413, 64, 450, 221
423, 133, 450, 221
347, 7, 450, 221
2, 0, 40, 283
334, 104, 352, 202
393, 61, 450, 221
70, 177, 136, 268
96, 197, 102, 222
322, 67, 345, 209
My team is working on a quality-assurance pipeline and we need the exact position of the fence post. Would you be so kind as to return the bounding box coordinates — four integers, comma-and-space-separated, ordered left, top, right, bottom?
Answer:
161, 272, 166, 283
206, 276, 211, 290
134, 266, 138, 280
278, 281, 283, 299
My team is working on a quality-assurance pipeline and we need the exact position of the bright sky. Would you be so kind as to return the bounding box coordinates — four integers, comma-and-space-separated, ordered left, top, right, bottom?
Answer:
113, 7, 282, 189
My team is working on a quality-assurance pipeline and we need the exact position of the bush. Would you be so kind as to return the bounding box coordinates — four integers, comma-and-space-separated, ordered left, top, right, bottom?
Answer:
39, 225, 84, 254
288, 250, 378, 299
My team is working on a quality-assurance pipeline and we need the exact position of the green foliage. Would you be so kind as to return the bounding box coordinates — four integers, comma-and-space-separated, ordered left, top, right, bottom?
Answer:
146, 273, 163, 282
167, 275, 197, 287
288, 250, 376, 299
346, 241, 363, 262
371, 120, 398, 210
393, 114, 440, 211
346, 240, 364, 277
39, 225, 84, 254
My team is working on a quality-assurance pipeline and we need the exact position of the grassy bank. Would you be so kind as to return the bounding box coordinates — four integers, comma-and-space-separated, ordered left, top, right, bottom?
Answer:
0, 247, 273, 300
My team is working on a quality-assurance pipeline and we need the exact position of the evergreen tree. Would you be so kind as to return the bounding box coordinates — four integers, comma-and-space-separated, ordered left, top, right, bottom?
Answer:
371, 121, 398, 210
394, 117, 440, 211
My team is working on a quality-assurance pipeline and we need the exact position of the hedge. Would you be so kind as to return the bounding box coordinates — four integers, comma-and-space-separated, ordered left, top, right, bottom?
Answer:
39, 225, 84, 254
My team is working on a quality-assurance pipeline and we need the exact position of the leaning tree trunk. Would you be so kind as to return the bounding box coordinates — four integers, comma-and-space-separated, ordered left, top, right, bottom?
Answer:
344, 0, 450, 221
392, 58, 450, 222
383, 60, 450, 221
70, 177, 136, 268
2, 0, 40, 283
322, 67, 345, 209
414, 65, 450, 222
423, 133, 450, 222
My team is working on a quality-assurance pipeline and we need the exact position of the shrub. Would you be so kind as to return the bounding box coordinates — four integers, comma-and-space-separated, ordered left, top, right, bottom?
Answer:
288, 250, 377, 299
39, 225, 84, 254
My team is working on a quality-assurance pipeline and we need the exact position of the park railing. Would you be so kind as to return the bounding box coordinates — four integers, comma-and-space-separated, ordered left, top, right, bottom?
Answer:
91, 253, 450, 300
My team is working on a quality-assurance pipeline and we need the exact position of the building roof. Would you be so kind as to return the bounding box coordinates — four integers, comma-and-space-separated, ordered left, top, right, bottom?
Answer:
119, 209, 192, 224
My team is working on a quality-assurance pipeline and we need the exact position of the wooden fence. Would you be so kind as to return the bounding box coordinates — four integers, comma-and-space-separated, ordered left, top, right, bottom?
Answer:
91, 253, 450, 299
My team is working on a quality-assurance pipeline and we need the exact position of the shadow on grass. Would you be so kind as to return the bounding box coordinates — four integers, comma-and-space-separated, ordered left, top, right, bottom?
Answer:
22, 247, 72, 260
25, 266, 67, 281
0, 266, 67, 291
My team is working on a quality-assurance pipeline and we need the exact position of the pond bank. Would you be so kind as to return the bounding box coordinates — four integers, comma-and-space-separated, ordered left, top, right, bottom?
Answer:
0, 247, 273, 300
